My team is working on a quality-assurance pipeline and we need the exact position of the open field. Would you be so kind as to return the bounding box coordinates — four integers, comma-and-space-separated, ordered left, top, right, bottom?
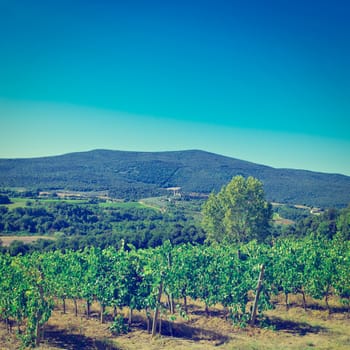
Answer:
139, 196, 169, 212
4, 196, 157, 211
0, 235, 56, 247
1, 295, 349, 350
272, 213, 295, 226
98, 201, 149, 210
4, 197, 88, 209
139, 196, 205, 220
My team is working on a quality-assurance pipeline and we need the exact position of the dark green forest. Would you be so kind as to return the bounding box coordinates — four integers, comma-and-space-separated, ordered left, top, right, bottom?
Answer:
1, 149, 350, 207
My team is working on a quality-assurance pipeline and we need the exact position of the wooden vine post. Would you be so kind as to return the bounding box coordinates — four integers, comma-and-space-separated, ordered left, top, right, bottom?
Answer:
151, 282, 163, 338
250, 264, 265, 326
167, 251, 175, 314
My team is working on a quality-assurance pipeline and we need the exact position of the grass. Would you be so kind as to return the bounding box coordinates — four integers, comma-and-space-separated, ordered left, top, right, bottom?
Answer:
0, 235, 56, 246
5, 197, 32, 209
98, 201, 149, 210
4, 197, 88, 209
139, 196, 169, 211
1, 295, 349, 350
3, 196, 159, 211
4, 195, 156, 211
38, 198, 88, 205
139, 196, 205, 220
272, 212, 295, 226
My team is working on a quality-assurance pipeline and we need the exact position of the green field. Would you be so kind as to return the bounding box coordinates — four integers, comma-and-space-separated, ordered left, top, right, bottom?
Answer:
139, 196, 169, 211
5, 197, 88, 209
98, 201, 149, 209
5, 197, 152, 211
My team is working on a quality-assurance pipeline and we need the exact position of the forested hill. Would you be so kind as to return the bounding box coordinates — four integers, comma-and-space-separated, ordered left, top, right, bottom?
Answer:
0, 149, 350, 207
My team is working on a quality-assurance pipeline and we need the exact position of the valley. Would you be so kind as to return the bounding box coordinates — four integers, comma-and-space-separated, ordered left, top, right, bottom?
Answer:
0, 152, 349, 349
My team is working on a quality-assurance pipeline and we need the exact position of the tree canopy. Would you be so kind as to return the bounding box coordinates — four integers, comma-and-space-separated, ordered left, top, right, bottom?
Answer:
0, 194, 11, 204
202, 175, 272, 243
336, 204, 350, 240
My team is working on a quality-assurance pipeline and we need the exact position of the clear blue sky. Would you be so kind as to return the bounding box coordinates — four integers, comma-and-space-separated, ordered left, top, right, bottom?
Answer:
0, 0, 349, 175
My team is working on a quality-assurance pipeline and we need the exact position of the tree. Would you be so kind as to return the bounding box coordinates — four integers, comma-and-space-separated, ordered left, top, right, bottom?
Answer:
0, 194, 11, 204
336, 204, 350, 240
202, 176, 272, 243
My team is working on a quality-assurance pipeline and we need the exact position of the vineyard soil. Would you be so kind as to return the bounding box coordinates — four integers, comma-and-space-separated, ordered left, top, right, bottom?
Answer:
1, 296, 349, 350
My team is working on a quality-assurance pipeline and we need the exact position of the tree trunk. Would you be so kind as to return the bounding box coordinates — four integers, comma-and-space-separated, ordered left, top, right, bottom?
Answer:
166, 293, 171, 311
62, 297, 66, 314
35, 319, 41, 347
73, 298, 78, 317
325, 292, 331, 315
166, 293, 175, 314
301, 290, 307, 311
152, 310, 158, 337
151, 282, 163, 338
224, 307, 229, 321
169, 319, 173, 337
35, 279, 45, 347
250, 264, 265, 326
285, 292, 289, 311
205, 303, 209, 317
159, 314, 162, 336
6, 317, 13, 333
146, 308, 151, 334
183, 295, 188, 314
100, 303, 105, 324
128, 308, 133, 327
86, 300, 91, 319
166, 252, 175, 315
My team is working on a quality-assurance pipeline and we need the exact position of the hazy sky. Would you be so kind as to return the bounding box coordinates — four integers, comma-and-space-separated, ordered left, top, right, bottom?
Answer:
1, 0, 349, 175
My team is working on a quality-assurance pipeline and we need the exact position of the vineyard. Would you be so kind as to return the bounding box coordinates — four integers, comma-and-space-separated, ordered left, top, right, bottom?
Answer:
0, 236, 349, 349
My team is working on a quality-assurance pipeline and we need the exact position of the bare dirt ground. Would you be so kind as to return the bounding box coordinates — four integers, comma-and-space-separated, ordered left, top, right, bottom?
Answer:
1, 295, 349, 350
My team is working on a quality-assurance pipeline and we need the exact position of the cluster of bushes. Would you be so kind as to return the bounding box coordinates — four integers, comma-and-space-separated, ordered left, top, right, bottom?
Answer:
0, 200, 205, 255
279, 205, 350, 240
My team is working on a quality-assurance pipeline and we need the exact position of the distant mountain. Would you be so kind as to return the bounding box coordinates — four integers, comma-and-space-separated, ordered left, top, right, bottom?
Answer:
0, 149, 350, 207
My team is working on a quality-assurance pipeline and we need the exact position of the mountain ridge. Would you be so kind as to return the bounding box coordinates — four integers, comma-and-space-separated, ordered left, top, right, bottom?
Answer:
0, 149, 349, 208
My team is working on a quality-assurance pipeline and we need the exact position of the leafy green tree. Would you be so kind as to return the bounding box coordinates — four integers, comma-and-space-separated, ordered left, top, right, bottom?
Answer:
316, 208, 338, 239
202, 176, 272, 243
0, 194, 11, 204
336, 204, 350, 240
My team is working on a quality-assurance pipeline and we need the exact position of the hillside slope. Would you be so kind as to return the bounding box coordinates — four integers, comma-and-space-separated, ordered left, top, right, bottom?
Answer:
1, 149, 349, 207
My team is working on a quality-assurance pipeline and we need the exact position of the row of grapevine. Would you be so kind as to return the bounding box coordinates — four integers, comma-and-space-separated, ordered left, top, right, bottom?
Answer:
0, 253, 53, 347
0, 236, 349, 348
271, 235, 350, 312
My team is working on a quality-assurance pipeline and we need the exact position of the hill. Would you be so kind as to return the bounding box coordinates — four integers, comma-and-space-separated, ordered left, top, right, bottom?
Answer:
0, 149, 350, 207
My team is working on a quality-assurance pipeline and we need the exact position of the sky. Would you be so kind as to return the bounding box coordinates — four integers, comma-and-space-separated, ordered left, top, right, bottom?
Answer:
0, 0, 349, 175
